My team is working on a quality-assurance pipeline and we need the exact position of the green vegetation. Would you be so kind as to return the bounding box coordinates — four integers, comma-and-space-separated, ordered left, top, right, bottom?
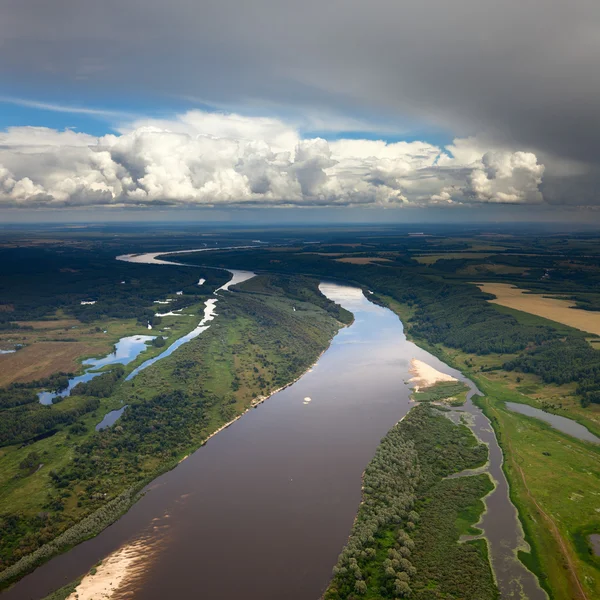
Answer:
151, 335, 166, 348
0, 395, 100, 447
185, 243, 600, 406
412, 381, 469, 406
42, 577, 82, 600
178, 236, 600, 600
71, 365, 125, 397
504, 337, 600, 406
0, 246, 229, 325
471, 380, 600, 599
324, 404, 495, 600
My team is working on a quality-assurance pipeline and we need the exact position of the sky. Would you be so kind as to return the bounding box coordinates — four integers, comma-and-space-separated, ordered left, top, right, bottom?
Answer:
0, 0, 599, 222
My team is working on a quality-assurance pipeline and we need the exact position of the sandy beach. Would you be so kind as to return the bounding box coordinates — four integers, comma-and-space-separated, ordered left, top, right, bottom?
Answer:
66, 538, 151, 600
408, 358, 457, 391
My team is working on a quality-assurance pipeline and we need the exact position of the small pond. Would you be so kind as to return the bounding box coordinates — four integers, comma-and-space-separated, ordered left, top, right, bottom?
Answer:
38, 335, 155, 405
95, 406, 129, 431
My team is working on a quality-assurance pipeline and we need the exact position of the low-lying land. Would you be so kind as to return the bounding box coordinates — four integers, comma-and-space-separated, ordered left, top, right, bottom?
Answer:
393, 320, 600, 599
471, 379, 600, 600
408, 358, 469, 405
412, 380, 470, 406
324, 403, 495, 600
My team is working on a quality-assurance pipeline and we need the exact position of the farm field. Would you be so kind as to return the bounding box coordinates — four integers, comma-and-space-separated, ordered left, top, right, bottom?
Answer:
476, 282, 600, 336
414, 252, 495, 264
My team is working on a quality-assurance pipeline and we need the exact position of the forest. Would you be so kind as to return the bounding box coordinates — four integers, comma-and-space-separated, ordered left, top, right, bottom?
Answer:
1, 225, 599, 597
0, 246, 229, 325
324, 404, 495, 599
71, 366, 125, 398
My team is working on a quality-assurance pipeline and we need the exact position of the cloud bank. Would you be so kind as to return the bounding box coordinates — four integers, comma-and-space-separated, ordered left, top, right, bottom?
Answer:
0, 111, 544, 208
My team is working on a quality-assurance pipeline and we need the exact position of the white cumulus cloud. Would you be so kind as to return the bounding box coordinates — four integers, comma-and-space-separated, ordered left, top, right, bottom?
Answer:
0, 111, 545, 208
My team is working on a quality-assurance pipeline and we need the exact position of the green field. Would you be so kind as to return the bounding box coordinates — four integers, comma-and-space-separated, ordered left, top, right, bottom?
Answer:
412, 380, 469, 406
472, 380, 600, 600
378, 294, 600, 600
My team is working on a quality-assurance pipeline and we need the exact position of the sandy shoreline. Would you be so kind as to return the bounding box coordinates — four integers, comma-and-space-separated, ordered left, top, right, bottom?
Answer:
66, 537, 153, 600
408, 358, 457, 392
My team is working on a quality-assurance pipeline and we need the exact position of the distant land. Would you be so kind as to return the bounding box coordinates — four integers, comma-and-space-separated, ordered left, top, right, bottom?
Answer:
0, 224, 599, 600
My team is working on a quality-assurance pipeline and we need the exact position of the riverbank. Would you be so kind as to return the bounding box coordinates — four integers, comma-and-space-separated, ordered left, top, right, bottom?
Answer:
3, 280, 404, 600
64, 540, 148, 600
382, 295, 600, 600
57, 331, 346, 600
186, 325, 346, 456
472, 379, 600, 600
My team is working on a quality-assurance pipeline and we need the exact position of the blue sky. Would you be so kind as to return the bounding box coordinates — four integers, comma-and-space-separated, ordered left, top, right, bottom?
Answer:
0, 93, 454, 149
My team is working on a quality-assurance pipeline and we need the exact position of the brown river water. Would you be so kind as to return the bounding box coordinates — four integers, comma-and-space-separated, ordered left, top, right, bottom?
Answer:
3, 274, 546, 599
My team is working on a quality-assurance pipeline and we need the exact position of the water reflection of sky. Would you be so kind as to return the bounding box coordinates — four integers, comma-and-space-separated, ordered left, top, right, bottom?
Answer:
125, 298, 218, 381
506, 402, 600, 444
38, 335, 155, 405
86, 335, 155, 369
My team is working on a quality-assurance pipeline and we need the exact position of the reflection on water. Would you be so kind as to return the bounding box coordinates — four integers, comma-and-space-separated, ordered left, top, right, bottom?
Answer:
125, 299, 217, 381
116, 245, 259, 266
216, 270, 256, 292
38, 335, 155, 405
506, 402, 600, 444
95, 406, 129, 431
88, 336, 156, 370
6, 282, 546, 600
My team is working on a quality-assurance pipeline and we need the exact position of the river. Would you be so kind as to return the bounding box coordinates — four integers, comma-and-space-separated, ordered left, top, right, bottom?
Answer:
3, 263, 546, 599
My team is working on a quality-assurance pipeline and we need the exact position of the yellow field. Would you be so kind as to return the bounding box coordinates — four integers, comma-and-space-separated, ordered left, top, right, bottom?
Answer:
0, 341, 106, 386
476, 282, 600, 336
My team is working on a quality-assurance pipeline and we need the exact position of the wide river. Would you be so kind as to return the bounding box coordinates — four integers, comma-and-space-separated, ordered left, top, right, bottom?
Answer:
3, 267, 546, 599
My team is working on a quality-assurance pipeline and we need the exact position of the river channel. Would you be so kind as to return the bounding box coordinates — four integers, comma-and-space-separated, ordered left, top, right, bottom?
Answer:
3, 258, 546, 599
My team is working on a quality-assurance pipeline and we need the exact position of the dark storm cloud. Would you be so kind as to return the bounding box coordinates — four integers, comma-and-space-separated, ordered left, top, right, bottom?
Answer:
0, 0, 599, 205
